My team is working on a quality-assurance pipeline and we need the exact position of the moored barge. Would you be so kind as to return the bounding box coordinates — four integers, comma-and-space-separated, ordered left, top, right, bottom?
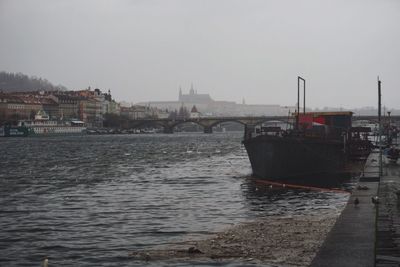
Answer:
243, 111, 372, 185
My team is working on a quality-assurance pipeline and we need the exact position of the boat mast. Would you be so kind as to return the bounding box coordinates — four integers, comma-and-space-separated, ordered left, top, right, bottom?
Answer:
297, 76, 306, 130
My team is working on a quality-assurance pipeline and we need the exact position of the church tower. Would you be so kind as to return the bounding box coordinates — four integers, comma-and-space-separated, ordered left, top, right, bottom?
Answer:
190, 83, 195, 95
179, 87, 182, 101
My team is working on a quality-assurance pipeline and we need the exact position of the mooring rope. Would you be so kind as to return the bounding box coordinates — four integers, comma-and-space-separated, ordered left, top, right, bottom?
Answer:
253, 178, 350, 194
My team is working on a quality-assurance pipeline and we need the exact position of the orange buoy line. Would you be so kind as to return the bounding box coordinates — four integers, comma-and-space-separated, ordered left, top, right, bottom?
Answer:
253, 179, 350, 194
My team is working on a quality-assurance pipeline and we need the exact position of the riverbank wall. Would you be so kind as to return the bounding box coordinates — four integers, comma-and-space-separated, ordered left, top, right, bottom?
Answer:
311, 150, 400, 267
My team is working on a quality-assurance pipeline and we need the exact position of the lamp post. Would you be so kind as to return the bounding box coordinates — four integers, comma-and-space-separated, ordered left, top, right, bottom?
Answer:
388, 111, 392, 145
378, 78, 382, 177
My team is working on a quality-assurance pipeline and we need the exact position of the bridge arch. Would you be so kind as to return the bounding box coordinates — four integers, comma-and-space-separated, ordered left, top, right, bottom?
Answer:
170, 121, 205, 132
207, 119, 246, 129
203, 120, 245, 133
129, 120, 166, 131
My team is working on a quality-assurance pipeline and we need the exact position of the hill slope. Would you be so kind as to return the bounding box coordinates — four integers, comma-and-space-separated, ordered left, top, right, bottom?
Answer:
0, 71, 67, 92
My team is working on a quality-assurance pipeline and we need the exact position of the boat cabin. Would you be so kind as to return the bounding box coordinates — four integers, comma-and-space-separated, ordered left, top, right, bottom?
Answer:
297, 111, 353, 139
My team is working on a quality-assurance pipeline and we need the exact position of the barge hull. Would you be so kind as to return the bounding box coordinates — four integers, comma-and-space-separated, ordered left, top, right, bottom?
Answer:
243, 135, 347, 185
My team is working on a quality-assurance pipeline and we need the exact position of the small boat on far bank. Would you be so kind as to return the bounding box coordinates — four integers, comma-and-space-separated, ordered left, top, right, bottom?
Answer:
19, 110, 87, 136
0, 124, 30, 137
1, 110, 87, 137
20, 119, 87, 136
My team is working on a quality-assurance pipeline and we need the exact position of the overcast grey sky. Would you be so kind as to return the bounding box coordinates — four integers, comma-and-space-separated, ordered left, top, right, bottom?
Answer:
0, 0, 399, 108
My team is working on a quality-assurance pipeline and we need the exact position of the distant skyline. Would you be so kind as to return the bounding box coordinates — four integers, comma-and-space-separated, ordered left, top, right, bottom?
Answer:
1, 0, 399, 108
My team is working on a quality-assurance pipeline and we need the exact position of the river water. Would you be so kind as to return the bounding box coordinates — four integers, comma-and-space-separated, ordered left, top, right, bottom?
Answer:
0, 132, 350, 267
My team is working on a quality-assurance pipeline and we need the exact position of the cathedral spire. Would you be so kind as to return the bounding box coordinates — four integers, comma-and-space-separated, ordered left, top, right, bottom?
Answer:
179, 86, 182, 101
190, 83, 195, 95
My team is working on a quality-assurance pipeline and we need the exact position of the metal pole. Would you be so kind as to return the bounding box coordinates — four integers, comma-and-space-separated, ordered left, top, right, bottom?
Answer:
297, 76, 306, 114
388, 111, 391, 145
296, 76, 306, 131
303, 79, 306, 114
378, 78, 382, 177
297, 77, 300, 130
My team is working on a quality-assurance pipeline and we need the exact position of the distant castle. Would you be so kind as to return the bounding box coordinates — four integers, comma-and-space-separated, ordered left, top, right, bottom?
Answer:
138, 83, 292, 117
178, 84, 213, 104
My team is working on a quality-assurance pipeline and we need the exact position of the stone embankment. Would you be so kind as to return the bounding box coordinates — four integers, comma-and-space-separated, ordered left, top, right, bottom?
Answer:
130, 214, 339, 266
310, 152, 380, 267
376, 161, 400, 266
130, 151, 400, 266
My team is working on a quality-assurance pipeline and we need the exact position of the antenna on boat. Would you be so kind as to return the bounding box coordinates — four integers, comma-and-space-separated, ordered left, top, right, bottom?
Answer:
296, 76, 306, 130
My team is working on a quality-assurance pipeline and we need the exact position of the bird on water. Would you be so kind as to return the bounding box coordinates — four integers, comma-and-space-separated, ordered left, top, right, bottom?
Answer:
371, 196, 379, 204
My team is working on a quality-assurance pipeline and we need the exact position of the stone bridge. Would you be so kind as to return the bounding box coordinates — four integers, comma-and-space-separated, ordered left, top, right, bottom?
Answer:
121, 115, 400, 134
123, 116, 290, 133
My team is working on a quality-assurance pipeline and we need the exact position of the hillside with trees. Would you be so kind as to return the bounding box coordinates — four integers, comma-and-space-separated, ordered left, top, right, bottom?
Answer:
0, 71, 67, 92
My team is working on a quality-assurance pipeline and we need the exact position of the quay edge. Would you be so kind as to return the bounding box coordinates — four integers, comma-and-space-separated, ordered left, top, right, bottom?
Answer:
311, 150, 400, 267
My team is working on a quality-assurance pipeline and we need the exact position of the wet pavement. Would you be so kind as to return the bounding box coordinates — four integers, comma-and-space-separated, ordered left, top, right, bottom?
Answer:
310, 151, 380, 267
376, 156, 400, 266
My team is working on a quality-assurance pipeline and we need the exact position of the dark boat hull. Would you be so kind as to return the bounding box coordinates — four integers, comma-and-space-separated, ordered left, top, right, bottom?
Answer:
0, 126, 29, 137
243, 135, 347, 185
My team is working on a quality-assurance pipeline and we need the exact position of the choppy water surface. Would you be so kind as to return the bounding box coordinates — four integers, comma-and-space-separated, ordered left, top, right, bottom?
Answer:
0, 133, 349, 266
